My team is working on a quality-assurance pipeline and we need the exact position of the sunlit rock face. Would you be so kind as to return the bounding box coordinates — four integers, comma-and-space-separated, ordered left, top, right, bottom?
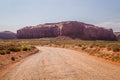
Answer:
0, 31, 16, 39
17, 24, 59, 39
17, 21, 117, 40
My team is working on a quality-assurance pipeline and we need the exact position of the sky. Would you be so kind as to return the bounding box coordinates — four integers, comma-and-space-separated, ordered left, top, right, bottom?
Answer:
0, 0, 120, 32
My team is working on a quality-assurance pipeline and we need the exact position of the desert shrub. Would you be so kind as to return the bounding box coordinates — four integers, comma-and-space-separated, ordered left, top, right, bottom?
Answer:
11, 57, 15, 61
0, 45, 4, 50
8, 46, 20, 52
107, 47, 112, 51
6, 50, 11, 54
113, 47, 120, 52
107, 44, 120, 52
111, 56, 120, 61
89, 45, 93, 48
21, 46, 31, 51
22, 47, 28, 51
99, 54, 109, 58
78, 44, 82, 47
81, 47, 87, 50
31, 46, 36, 48
0, 50, 5, 55
99, 44, 106, 48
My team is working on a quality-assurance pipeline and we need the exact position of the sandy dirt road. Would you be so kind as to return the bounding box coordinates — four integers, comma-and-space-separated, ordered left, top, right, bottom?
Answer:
1, 47, 120, 80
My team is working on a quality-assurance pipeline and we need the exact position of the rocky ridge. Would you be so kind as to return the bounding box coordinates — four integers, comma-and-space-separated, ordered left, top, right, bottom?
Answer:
0, 31, 16, 39
17, 21, 117, 40
114, 32, 120, 40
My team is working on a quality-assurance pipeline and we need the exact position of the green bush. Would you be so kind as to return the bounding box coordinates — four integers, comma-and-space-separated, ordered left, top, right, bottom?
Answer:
8, 46, 20, 52
23, 47, 28, 51
21, 46, 31, 51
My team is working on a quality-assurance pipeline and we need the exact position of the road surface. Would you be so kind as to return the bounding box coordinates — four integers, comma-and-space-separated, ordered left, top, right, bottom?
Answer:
1, 47, 120, 80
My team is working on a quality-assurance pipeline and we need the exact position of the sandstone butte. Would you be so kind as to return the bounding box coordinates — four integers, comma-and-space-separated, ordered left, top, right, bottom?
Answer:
17, 21, 117, 40
0, 31, 16, 39
114, 32, 120, 40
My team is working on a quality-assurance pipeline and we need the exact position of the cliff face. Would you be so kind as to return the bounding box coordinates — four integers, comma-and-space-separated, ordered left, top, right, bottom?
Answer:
117, 35, 120, 40
114, 32, 120, 40
0, 31, 16, 39
17, 21, 117, 40
17, 25, 59, 39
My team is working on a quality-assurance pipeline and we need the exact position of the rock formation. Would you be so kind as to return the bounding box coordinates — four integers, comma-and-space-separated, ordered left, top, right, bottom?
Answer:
114, 32, 120, 40
17, 21, 117, 40
17, 25, 59, 39
0, 31, 16, 39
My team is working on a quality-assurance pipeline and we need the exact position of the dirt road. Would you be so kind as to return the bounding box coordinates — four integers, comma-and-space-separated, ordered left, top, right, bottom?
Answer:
1, 47, 120, 80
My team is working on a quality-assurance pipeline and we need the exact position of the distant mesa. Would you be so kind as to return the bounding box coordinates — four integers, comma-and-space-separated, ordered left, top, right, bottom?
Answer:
114, 32, 120, 40
0, 31, 16, 39
17, 21, 117, 40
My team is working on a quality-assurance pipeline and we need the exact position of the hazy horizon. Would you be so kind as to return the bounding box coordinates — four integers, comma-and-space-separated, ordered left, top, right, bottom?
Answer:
0, 0, 120, 32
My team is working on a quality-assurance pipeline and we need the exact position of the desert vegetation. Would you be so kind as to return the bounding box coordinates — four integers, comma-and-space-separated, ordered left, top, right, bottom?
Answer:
0, 40, 38, 76
0, 37, 120, 78
6, 37, 119, 62
0, 37, 120, 63
0, 43, 34, 55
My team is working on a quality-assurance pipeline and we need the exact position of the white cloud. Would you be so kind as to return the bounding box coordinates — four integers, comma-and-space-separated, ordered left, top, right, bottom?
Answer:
96, 22, 120, 32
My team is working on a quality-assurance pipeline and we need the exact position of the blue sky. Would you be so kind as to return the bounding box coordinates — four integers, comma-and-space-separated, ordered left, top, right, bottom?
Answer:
0, 0, 120, 32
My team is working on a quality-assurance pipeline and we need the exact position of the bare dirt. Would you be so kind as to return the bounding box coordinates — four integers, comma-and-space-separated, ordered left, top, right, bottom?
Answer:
0, 48, 38, 78
1, 47, 120, 80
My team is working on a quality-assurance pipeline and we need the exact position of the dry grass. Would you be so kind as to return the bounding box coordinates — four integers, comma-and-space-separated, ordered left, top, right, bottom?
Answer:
0, 43, 34, 55
0, 38, 120, 62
